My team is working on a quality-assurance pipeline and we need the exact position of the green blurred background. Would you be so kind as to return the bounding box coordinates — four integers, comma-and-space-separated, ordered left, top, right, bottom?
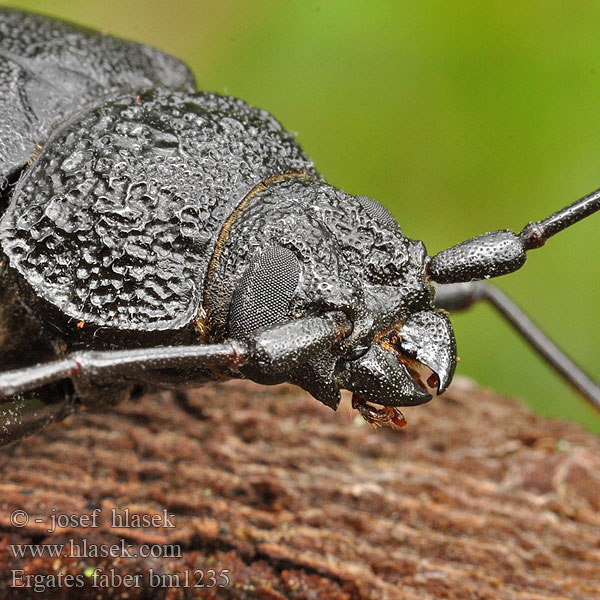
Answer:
3, 0, 600, 431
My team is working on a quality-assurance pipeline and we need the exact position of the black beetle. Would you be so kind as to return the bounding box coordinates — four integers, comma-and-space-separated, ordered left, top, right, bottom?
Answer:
0, 7, 598, 445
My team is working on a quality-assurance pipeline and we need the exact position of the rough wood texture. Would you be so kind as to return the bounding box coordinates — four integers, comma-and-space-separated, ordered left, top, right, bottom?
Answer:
0, 378, 599, 599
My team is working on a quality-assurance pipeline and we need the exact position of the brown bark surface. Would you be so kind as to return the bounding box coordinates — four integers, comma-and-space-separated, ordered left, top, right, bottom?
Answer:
0, 378, 599, 599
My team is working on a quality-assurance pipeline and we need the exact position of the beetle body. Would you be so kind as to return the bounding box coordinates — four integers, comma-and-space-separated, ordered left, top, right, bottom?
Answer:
1, 8, 598, 445
0, 7, 454, 440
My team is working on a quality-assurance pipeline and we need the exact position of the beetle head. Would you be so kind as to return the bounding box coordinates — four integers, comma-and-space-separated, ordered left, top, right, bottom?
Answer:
208, 178, 456, 415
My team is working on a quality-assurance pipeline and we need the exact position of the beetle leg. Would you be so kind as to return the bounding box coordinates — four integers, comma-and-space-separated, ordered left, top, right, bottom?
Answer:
0, 382, 77, 446
250, 311, 352, 375
0, 313, 353, 399
0, 343, 248, 399
434, 281, 600, 413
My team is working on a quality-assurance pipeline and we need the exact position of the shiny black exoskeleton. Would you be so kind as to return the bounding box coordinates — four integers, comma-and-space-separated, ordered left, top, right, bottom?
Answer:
0, 8, 599, 445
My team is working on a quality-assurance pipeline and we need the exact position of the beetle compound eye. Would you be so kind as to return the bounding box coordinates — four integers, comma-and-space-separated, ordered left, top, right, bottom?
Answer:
229, 246, 301, 342
357, 196, 399, 232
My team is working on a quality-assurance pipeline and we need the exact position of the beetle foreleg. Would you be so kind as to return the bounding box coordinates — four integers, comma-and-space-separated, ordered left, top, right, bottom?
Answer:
0, 313, 353, 400
250, 311, 352, 376
0, 382, 77, 446
0, 343, 247, 399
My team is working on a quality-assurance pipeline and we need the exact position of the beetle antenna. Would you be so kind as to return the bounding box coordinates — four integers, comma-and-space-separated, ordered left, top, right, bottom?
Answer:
518, 187, 600, 249
426, 187, 600, 284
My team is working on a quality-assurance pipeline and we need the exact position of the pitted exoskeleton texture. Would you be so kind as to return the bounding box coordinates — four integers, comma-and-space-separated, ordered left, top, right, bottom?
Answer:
0, 7, 195, 182
203, 177, 434, 406
307, 183, 432, 328
7, 8, 595, 440
205, 178, 433, 347
0, 8, 456, 423
0, 89, 316, 330
428, 230, 527, 283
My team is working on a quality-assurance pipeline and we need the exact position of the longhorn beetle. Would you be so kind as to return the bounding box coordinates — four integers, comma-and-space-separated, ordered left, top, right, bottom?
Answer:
0, 7, 598, 446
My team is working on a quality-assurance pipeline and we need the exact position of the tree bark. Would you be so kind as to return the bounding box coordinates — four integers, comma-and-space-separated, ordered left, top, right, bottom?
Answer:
0, 378, 599, 599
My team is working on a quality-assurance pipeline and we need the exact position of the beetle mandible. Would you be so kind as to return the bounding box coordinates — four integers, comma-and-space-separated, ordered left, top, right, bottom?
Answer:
0, 7, 599, 445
